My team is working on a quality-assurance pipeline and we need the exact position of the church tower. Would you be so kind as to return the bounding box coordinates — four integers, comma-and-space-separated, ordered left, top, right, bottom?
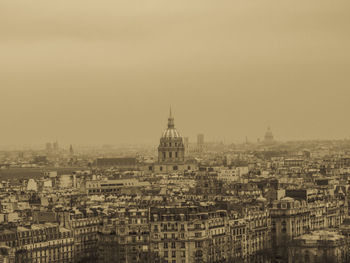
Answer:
158, 108, 185, 164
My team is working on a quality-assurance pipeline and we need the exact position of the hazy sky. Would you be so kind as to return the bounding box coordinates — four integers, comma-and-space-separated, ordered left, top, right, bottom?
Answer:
1, 0, 350, 146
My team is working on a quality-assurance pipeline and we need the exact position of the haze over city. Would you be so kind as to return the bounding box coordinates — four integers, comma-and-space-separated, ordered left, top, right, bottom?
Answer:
1, 0, 350, 146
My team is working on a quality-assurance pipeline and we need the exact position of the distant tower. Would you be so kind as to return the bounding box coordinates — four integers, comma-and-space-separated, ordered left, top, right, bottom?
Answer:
53, 141, 59, 151
197, 133, 204, 151
264, 126, 274, 143
184, 137, 189, 155
158, 107, 185, 163
69, 145, 74, 155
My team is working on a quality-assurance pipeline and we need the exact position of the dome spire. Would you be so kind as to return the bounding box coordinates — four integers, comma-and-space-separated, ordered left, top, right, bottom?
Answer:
168, 106, 174, 128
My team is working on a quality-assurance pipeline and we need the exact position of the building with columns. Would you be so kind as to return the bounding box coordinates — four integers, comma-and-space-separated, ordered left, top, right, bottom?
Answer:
147, 108, 197, 173
158, 108, 185, 164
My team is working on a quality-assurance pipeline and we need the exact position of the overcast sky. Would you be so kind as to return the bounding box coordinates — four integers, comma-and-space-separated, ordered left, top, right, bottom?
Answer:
1, 0, 350, 146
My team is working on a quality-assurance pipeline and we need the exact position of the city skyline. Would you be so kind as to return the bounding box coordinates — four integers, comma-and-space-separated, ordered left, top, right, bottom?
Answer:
0, 108, 350, 148
2, 1, 350, 263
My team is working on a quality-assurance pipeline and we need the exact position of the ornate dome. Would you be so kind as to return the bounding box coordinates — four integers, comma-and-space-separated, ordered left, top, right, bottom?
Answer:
161, 108, 182, 139
264, 126, 274, 142
158, 107, 185, 164
162, 127, 181, 138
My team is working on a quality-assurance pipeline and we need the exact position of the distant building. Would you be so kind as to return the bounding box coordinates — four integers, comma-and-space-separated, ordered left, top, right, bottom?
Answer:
264, 126, 274, 143
148, 108, 197, 173
197, 133, 204, 146
94, 157, 138, 169
158, 108, 185, 164
81, 178, 149, 195
53, 141, 59, 151
184, 137, 189, 155
69, 144, 74, 155
284, 158, 304, 167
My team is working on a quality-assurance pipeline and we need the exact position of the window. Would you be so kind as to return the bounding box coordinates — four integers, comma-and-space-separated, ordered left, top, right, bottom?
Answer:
181, 242, 185, 248
195, 242, 202, 248
160, 166, 163, 171
175, 152, 178, 158
164, 251, 168, 258
173, 166, 178, 171
171, 233, 175, 239
172, 251, 176, 258
171, 242, 176, 248
169, 152, 172, 158
164, 243, 168, 249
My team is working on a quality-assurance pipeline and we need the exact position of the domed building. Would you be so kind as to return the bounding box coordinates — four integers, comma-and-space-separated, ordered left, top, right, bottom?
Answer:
158, 109, 185, 163
147, 108, 197, 174
264, 126, 274, 144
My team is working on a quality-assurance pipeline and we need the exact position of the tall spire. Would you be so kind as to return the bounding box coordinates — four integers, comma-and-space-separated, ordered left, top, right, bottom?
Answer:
168, 106, 174, 128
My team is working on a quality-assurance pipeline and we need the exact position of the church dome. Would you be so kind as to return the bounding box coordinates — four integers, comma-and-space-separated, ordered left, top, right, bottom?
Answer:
264, 126, 274, 142
158, 108, 185, 164
162, 127, 181, 138
161, 108, 182, 139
